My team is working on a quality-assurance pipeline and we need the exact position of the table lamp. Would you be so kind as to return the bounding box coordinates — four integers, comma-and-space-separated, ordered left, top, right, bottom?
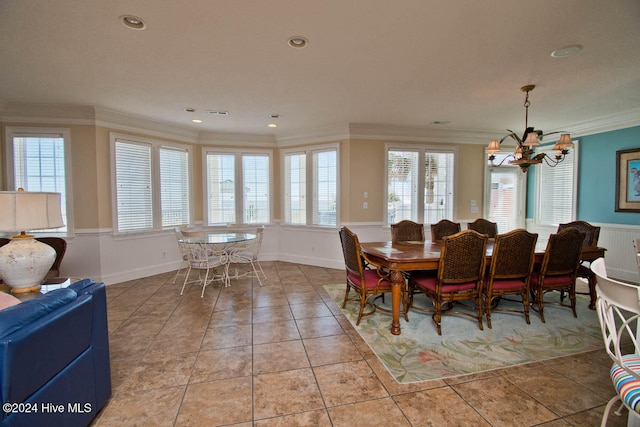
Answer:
0, 190, 64, 293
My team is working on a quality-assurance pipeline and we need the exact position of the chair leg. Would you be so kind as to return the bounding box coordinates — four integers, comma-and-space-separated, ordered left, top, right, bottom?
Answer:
433, 300, 442, 335
485, 295, 493, 329
180, 266, 192, 295
523, 290, 531, 324
475, 295, 483, 331
537, 290, 546, 323
256, 260, 267, 280
342, 283, 351, 309
201, 268, 211, 297
250, 261, 263, 286
355, 292, 367, 326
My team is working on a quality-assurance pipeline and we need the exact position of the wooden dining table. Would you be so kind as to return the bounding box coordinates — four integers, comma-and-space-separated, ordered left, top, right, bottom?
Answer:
360, 240, 606, 335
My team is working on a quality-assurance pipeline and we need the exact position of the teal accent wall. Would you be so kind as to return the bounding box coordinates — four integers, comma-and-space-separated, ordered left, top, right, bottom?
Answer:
526, 126, 640, 225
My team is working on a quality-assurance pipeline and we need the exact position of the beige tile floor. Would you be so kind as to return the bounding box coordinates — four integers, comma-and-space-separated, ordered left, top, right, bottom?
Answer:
92, 261, 628, 426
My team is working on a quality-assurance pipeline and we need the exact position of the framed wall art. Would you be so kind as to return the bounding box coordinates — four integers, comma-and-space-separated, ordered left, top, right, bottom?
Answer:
615, 148, 640, 212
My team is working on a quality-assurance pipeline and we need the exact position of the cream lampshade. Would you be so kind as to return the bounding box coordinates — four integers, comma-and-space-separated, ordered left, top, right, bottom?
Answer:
0, 190, 64, 294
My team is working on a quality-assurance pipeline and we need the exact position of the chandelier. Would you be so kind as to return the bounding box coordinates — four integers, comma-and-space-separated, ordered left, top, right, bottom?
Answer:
486, 85, 573, 172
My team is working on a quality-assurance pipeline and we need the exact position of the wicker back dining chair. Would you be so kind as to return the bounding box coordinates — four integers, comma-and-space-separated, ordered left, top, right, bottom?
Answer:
407, 230, 488, 335
483, 229, 538, 328
592, 258, 640, 426
557, 220, 602, 306
390, 220, 425, 243
530, 227, 585, 323
467, 218, 498, 238
430, 219, 461, 242
339, 226, 403, 325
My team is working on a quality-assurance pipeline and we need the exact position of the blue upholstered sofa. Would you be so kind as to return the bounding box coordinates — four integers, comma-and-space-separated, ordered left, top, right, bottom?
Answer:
0, 279, 111, 427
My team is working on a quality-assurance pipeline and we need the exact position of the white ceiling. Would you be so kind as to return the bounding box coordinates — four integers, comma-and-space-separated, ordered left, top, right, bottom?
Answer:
1, 0, 639, 143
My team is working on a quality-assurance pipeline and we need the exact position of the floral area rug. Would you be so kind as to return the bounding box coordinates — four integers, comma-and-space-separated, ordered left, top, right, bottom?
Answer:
324, 284, 603, 383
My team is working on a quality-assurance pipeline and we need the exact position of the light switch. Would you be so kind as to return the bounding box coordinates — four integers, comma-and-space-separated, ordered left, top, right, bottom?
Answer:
363, 191, 368, 198
363, 202, 368, 209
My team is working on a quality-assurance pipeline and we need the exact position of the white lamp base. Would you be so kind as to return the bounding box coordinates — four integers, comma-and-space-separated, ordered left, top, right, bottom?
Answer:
0, 236, 55, 294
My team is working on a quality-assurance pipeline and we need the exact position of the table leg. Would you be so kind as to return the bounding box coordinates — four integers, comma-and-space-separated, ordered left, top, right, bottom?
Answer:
390, 270, 404, 335
587, 270, 596, 310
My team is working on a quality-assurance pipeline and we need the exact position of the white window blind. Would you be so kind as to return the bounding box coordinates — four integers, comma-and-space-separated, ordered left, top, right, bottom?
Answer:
206, 153, 236, 224
159, 147, 190, 227
115, 140, 153, 232
242, 154, 270, 224
424, 151, 454, 224
388, 150, 418, 223
312, 150, 337, 227
536, 144, 577, 226
11, 132, 68, 232
387, 147, 454, 225
284, 153, 306, 225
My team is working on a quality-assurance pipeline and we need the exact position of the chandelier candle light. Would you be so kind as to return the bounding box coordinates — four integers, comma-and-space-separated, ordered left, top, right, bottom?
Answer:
0, 190, 65, 293
486, 85, 573, 173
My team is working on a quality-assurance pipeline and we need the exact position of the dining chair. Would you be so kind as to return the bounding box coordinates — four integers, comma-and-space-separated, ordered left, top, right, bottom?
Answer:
592, 258, 640, 426
530, 227, 585, 323
467, 218, 498, 238
35, 237, 67, 279
227, 226, 266, 286
179, 241, 228, 297
407, 229, 488, 335
483, 229, 538, 328
172, 227, 189, 284
430, 219, 461, 242
557, 220, 601, 299
339, 226, 404, 325
390, 220, 425, 243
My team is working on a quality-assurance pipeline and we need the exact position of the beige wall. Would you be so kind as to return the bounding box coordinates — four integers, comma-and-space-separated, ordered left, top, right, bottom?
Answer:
2, 121, 487, 231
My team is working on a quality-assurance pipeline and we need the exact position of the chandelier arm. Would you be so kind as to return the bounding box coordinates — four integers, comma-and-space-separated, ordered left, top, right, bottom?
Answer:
541, 154, 559, 167
488, 154, 515, 167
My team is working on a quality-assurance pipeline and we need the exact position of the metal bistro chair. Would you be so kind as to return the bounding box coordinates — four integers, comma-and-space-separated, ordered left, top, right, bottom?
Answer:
430, 219, 461, 243
407, 230, 488, 335
592, 258, 640, 426
391, 220, 425, 243
179, 241, 228, 297
227, 226, 266, 286
467, 218, 498, 238
483, 229, 538, 328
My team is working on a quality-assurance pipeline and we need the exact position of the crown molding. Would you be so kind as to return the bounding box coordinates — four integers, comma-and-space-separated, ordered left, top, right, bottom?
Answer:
94, 107, 200, 143
198, 131, 276, 147
561, 108, 640, 137
2, 102, 639, 146
347, 123, 497, 144
0, 102, 96, 125
275, 124, 351, 146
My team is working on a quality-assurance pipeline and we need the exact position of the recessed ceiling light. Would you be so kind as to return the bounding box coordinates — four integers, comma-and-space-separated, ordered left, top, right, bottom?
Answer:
120, 15, 146, 30
551, 44, 583, 58
268, 123, 277, 128
192, 119, 202, 124
269, 114, 280, 119
184, 107, 196, 113
287, 36, 308, 48
431, 120, 451, 125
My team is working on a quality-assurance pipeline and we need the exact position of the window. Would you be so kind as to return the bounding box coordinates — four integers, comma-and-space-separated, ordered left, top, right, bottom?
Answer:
4, 127, 71, 233
535, 142, 578, 226
204, 149, 271, 225
387, 146, 455, 224
111, 133, 191, 233
485, 155, 526, 231
283, 145, 338, 227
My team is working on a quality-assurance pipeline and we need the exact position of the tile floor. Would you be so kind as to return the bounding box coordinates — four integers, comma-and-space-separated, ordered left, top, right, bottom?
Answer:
92, 261, 627, 426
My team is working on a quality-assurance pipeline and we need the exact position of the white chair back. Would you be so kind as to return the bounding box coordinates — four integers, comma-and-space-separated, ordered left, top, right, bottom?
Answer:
592, 258, 640, 423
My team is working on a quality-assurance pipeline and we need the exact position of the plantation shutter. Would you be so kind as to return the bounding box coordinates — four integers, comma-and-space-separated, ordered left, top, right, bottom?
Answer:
537, 147, 575, 225
115, 140, 153, 232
